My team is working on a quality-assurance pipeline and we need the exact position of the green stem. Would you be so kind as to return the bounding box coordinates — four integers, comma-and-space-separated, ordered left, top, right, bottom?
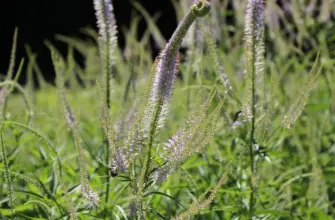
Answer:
165, 0, 210, 58
105, 44, 111, 109
104, 18, 111, 213
146, 99, 163, 176
248, 9, 257, 220
99, 2, 112, 214
137, 99, 163, 220
249, 92, 256, 220
139, 100, 163, 187
104, 139, 110, 214
0, 126, 15, 218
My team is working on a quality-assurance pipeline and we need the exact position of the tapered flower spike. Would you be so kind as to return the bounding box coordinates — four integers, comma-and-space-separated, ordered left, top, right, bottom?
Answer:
144, 0, 211, 133
54, 166, 78, 220
282, 53, 321, 129
242, 0, 265, 122
97, 82, 129, 175
93, 0, 117, 62
174, 174, 226, 220
0, 88, 8, 106
93, 0, 118, 107
200, 19, 232, 94
154, 97, 222, 182
6, 28, 18, 81
51, 49, 99, 209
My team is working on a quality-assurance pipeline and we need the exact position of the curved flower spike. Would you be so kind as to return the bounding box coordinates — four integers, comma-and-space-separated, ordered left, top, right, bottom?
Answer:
145, 0, 211, 133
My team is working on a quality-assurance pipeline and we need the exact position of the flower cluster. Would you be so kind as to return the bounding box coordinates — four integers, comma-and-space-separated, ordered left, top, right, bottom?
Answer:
242, 0, 265, 122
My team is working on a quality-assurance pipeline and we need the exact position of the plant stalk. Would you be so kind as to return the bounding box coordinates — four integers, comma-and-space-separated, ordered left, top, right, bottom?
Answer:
248, 11, 257, 220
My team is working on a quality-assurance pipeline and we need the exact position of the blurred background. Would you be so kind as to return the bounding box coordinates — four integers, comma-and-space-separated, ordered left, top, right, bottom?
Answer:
0, 0, 334, 84
0, 0, 176, 83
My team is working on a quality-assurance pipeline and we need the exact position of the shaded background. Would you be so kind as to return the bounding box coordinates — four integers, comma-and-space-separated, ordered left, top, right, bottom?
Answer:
0, 0, 176, 83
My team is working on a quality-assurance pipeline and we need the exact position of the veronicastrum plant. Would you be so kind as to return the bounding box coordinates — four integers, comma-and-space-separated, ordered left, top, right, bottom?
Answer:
90, 0, 226, 219
1, 0, 331, 219
212, 0, 323, 219
48, 0, 224, 219
0, 0, 223, 218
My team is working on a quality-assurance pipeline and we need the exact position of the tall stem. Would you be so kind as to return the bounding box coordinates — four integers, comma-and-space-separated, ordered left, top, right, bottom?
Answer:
249, 68, 256, 219
101, 2, 112, 212
248, 8, 257, 220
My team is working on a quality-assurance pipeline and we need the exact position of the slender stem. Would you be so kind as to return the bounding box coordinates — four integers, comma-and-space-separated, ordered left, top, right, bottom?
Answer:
100, 2, 112, 214
165, 1, 210, 58
248, 10, 257, 220
146, 99, 163, 176
137, 99, 163, 220
105, 40, 111, 109
104, 139, 110, 215
139, 99, 163, 193
249, 82, 256, 219
0, 127, 15, 218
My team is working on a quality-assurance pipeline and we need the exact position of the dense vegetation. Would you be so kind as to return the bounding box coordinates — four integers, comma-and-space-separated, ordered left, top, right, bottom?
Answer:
1, 0, 334, 219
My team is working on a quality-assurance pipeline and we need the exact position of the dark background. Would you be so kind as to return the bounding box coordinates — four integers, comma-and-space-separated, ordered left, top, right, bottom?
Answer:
0, 0, 176, 83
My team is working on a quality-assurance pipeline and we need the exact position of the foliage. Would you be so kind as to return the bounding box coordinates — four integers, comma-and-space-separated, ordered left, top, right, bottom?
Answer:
0, 0, 334, 219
